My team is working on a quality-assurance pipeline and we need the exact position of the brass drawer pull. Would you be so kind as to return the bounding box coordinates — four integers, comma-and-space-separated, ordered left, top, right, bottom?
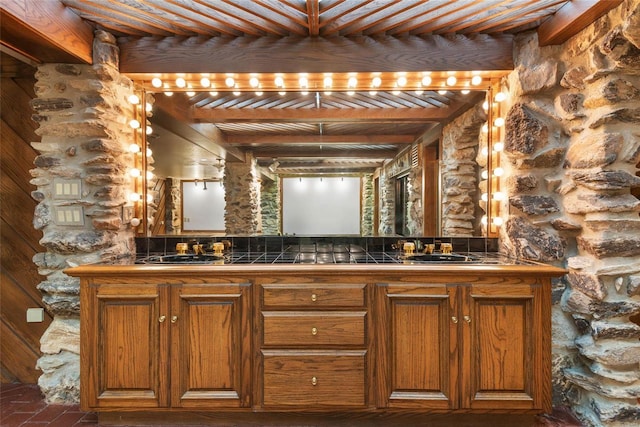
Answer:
311, 376, 317, 386
311, 327, 318, 336
451, 316, 458, 324
464, 315, 471, 323
311, 293, 317, 302
158, 315, 166, 323
171, 315, 178, 323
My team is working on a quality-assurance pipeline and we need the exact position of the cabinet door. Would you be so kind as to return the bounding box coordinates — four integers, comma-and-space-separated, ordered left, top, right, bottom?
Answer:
171, 282, 251, 408
82, 283, 169, 409
374, 283, 458, 409
461, 282, 550, 411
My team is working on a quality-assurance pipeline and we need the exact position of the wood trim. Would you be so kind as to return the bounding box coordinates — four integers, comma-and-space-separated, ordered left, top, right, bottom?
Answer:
119, 34, 514, 74
227, 134, 415, 145
0, 0, 93, 64
537, 0, 623, 46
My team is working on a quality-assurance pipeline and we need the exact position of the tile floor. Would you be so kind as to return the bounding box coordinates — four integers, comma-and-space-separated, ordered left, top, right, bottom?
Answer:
1, 383, 584, 426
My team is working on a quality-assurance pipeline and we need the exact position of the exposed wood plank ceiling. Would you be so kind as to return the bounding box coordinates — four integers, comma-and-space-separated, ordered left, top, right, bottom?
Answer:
1, 0, 622, 178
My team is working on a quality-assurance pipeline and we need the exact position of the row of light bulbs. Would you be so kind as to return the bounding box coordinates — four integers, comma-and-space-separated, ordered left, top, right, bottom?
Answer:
148, 72, 486, 97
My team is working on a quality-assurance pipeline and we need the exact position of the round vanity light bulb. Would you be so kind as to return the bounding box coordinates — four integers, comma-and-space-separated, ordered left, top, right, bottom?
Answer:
494, 92, 507, 102
129, 168, 141, 178
255, 91, 263, 96
301, 90, 309, 95
249, 77, 260, 88
481, 215, 488, 225
209, 90, 218, 96
494, 117, 505, 127
369, 90, 377, 96
446, 75, 457, 86
146, 125, 153, 135
347, 76, 357, 88
481, 123, 488, 133
278, 91, 286, 96
481, 147, 489, 157
299, 77, 308, 88
347, 90, 355, 96
438, 89, 447, 95
371, 76, 381, 87
471, 75, 483, 86
164, 91, 173, 97
274, 76, 284, 87
225, 77, 235, 87
129, 192, 141, 202
493, 167, 504, 177
481, 170, 489, 180
130, 217, 141, 227
481, 192, 488, 202
461, 89, 470, 95
151, 78, 162, 88
482, 101, 489, 111
186, 91, 195, 97
493, 191, 505, 201
421, 75, 432, 86
492, 217, 504, 226
233, 89, 241, 96
323, 76, 333, 88
146, 102, 152, 112
175, 77, 186, 88
128, 94, 140, 104
129, 143, 140, 153
129, 119, 140, 129
200, 77, 210, 87
147, 194, 153, 203
415, 89, 424, 95
493, 141, 504, 152
146, 171, 154, 180
147, 148, 153, 157
397, 76, 407, 87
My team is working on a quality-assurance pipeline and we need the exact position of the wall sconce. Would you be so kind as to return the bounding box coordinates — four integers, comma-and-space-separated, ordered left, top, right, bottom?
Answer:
268, 159, 279, 173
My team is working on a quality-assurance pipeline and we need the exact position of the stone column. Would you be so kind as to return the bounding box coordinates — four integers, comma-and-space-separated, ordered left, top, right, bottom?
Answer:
441, 104, 485, 236
407, 167, 423, 235
504, 1, 640, 424
378, 172, 395, 235
360, 174, 374, 235
260, 177, 280, 235
29, 31, 137, 403
224, 158, 260, 235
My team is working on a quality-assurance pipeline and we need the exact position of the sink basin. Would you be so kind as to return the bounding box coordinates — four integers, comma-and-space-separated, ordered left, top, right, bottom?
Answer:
402, 253, 474, 263
139, 253, 224, 264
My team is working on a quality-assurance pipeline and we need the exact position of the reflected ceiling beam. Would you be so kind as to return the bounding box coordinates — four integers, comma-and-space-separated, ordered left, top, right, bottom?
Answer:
537, 0, 623, 46
227, 134, 416, 145
0, 0, 93, 64
153, 95, 245, 162
192, 104, 465, 122
120, 34, 513, 74
251, 148, 398, 159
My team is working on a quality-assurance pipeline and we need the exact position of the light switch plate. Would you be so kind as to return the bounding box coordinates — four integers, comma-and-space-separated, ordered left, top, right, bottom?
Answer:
26, 308, 44, 323
53, 179, 82, 199
54, 206, 85, 225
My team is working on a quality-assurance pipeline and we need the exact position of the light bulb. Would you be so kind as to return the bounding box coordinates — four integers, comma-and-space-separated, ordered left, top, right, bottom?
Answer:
438, 89, 447, 95
200, 77, 210, 87
492, 217, 504, 226
128, 94, 140, 104
494, 117, 505, 127
233, 89, 241, 96
209, 90, 218, 96
255, 91, 263, 96
249, 77, 260, 88
446, 75, 457, 86
147, 194, 153, 203
186, 91, 195, 96
493, 141, 504, 152
146, 148, 152, 157
347, 76, 357, 88
129, 192, 141, 202
494, 92, 507, 102
397, 76, 407, 87
175, 77, 186, 88
392, 89, 400, 95
481, 215, 488, 225
164, 91, 173, 96
225, 77, 235, 87
471, 75, 483, 86
130, 217, 141, 227
481, 193, 488, 202
129, 143, 140, 153
274, 76, 284, 87
299, 77, 308, 88
481, 147, 489, 156
278, 91, 286, 96
146, 125, 153, 135
301, 90, 309, 95
482, 101, 489, 111
371, 76, 381, 87
493, 191, 505, 201
151, 78, 162, 88
129, 119, 140, 129
421, 75, 432, 86
481, 170, 489, 180
323, 76, 333, 88
415, 89, 424, 95
347, 90, 355, 96
129, 168, 141, 177
145, 102, 152, 112
481, 123, 488, 133
493, 167, 504, 177
369, 90, 377, 96
461, 89, 470, 95
146, 171, 154, 180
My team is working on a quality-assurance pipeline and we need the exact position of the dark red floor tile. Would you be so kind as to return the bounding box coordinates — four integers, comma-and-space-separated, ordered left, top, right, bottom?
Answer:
1, 411, 36, 426
50, 410, 86, 426
27, 404, 69, 422
75, 411, 99, 423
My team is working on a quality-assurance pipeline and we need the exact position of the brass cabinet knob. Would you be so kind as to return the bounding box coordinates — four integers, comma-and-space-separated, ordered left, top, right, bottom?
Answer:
158, 315, 166, 323
311, 327, 318, 336
311, 293, 317, 302
464, 315, 471, 323
311, 376, 317, 386
451, 316, 458, 324
171, 315, 178, 323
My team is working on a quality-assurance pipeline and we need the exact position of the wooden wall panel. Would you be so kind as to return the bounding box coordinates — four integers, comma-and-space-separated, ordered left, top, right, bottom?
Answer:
1, 75, 50, 384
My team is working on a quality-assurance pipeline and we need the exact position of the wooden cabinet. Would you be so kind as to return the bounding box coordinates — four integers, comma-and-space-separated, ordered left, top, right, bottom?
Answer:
81, 280, 251, 410
375, 278, 550, 412
256, 282, 370, 408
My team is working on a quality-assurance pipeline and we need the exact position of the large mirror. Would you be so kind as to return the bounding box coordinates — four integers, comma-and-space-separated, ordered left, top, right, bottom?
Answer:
141, 78, 500, 238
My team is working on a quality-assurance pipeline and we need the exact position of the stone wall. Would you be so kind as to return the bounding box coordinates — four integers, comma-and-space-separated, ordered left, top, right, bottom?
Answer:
378, 171, 395, 234
407, 166, 423, 235
502, 1, 640, 424
29, 31, 137, 403
441, 104, 486, 236
224, 158, 260, 235
261, 177, 280, 235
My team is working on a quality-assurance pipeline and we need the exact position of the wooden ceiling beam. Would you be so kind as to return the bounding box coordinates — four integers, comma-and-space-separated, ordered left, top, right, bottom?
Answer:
119, 34, 513, 74
0, 0, 94, 64
227, 134, 415, 145
192, 102, 468, 122
537, 0, 623, 46
251, 148, 399, 159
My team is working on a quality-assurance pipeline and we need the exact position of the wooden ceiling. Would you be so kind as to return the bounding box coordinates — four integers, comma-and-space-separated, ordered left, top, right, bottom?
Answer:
1, 0, 622, 178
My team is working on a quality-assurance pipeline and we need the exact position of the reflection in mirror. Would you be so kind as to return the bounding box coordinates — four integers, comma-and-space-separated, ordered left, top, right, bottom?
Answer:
142, 87, 499, 238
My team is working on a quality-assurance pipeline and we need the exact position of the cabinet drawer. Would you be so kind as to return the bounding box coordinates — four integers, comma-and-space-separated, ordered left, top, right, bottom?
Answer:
262, 351, 366, 407
261, 284, 366, 308
263, 312, 366, 346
